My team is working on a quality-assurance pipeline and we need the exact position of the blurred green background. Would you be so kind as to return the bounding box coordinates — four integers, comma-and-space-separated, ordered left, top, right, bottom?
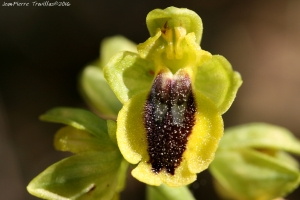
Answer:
1, 0, 300, 199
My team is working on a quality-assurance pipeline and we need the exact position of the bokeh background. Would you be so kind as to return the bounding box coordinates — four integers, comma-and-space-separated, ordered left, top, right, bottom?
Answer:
1, 0, 300, 199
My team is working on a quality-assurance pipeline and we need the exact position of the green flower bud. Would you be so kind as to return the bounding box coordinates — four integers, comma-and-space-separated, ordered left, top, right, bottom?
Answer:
210, 123, 300, 200
80, 36, 136, 119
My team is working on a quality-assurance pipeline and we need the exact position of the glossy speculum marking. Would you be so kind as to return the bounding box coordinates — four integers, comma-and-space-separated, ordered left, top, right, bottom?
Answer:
144, 71, 196, 175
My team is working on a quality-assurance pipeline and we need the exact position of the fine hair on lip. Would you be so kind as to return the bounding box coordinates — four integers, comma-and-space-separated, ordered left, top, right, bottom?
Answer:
144, 71, 196, 175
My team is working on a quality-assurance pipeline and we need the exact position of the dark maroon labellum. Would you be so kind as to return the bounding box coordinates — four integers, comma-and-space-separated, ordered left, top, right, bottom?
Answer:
144, 71, 196, 175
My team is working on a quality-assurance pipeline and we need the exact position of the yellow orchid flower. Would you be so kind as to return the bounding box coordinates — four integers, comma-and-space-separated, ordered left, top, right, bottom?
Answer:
104, 7, 242, 187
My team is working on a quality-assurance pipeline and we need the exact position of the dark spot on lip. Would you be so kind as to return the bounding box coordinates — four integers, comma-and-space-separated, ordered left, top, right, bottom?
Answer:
149, 70, 154, 75
144, 71, 196, 175
87, 184, 96, 195
161, 21, 168, 34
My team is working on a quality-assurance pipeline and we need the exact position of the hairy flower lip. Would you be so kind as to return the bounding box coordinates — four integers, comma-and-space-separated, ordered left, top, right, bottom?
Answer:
116, 67, 224, 186
144, 69, 196, 175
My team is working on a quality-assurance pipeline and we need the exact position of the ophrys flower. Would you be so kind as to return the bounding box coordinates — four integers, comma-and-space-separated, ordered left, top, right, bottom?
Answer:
104, 7, 242, 186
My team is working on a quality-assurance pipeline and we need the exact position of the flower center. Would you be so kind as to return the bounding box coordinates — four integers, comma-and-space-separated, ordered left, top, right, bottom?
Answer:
161, 25, 187, 60
144, 70, 196, 175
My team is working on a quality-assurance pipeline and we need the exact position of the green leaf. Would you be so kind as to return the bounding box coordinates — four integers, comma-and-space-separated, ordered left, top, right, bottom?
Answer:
80, 66, 122, 119
146, 184, 195, 200
210, 148, 300, 200
146, 6, 203, 44
40, 107, 113, 146
107, 120, 129, 192
219, 123, 300, 154
27, 151, 123, 200
54, 126, 117, 153
107, 120, 117, 145
116, 159, 129, 193
104, 51, 155, 104
194, 55, 242, 114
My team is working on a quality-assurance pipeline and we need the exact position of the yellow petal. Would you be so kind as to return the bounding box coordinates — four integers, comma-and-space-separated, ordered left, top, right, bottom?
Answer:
117, 92, 149, 164
185, 91, 224, 173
